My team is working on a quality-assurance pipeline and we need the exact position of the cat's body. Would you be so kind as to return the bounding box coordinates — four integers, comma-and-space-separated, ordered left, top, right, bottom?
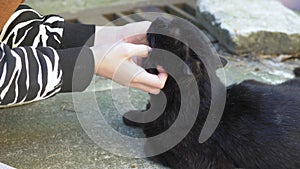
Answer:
123, 18, 300, 169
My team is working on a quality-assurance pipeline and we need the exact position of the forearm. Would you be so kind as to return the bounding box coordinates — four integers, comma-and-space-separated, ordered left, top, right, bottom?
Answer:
57, 46, 94, 92
0, 43, 94, 107
0, 43, 61, 107
60, 22, 95, 49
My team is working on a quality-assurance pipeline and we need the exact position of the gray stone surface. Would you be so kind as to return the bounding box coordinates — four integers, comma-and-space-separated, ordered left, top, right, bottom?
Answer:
1, 55, 299, 168
197, 0, 300, 55
0, 78, 168, 169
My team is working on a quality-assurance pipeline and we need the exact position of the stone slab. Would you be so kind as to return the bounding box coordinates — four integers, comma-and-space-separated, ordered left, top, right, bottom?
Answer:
1, 55, 300, 168
196, 0, 300, 55
0, 81, 167, 169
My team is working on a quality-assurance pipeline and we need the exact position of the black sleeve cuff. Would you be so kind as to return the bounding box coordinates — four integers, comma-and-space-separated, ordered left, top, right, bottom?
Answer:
61, 22, 96, 49
57, 47, 94, 92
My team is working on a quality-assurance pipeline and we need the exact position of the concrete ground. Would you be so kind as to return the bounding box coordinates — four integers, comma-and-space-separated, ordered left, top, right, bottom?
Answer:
1, 0, 300, 168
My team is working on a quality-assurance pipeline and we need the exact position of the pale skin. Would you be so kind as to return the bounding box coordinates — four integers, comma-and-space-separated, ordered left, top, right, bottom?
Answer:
90, 21, 168, 94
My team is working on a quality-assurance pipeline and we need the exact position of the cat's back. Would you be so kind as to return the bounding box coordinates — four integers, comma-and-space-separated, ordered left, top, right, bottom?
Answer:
219, 79, 300, 169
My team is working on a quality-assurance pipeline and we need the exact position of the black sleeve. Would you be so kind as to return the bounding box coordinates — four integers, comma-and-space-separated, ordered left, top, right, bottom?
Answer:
60, 22, 95, 49
57, 46, 94, 92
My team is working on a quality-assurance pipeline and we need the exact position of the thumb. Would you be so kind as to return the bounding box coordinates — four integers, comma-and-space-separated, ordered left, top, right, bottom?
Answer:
123, 43, 151, 59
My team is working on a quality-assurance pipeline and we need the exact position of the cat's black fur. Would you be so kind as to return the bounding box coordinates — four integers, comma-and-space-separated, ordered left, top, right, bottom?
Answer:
123, 17, 300, 169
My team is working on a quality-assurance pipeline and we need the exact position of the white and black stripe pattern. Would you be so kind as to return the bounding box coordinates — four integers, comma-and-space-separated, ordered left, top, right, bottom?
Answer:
0, 5, 64, 107
0, 44, 62, 107
0, 5, 64, 49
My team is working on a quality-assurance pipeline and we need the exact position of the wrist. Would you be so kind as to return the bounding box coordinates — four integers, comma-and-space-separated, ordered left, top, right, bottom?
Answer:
90, 46, 100, 74
94, 25, 124, 46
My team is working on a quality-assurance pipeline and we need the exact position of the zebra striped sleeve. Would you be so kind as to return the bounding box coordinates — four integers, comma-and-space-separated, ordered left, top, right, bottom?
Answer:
0, 43, 95, 107
0, 4, 96, 50
0, 4, 95, 107
0, 43, 62, 107
0, 5, 65, 49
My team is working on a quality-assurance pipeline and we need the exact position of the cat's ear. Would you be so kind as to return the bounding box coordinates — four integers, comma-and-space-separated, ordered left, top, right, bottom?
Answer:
183, 64, 193, 75
218, 56, 227, 68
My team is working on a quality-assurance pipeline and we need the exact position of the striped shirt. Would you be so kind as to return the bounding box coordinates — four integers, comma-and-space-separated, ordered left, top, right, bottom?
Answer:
0, 5, 95, 107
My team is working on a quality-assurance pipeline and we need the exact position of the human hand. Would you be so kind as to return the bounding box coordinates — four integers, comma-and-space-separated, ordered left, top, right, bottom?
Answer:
94, 21, 151, 46
91, 22, 168, 94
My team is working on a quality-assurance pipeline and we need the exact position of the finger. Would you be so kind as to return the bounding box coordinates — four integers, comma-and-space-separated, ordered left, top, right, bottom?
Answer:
123, 43, 151, 58
157, 65, 167, 73
124, 34, 149, 45
122, 21, 151, 44
122, 21, 151, 36
129, 82, 161, 95
133, 71, 168, 89
131, 56, 145, 66
158, 72, 168, 86
111, 61, 161, 94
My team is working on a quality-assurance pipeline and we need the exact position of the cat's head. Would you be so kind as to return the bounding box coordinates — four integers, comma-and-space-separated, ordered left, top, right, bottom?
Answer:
145, 17, 227, 82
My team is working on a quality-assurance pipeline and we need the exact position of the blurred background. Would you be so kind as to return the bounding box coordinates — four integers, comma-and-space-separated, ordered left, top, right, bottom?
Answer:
1, 0, 300, 169
25, 0, 142, 14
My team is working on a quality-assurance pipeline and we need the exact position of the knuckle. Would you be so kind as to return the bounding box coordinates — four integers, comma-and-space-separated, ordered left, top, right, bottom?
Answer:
150, 89, 160, 95
131, 76, 140, 83
121, 44, 133, 56
159, 83, 165, 89
117, 43, 128, 51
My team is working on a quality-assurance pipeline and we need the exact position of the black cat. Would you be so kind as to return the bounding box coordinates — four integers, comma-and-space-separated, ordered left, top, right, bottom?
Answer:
123, 17, 300, 169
